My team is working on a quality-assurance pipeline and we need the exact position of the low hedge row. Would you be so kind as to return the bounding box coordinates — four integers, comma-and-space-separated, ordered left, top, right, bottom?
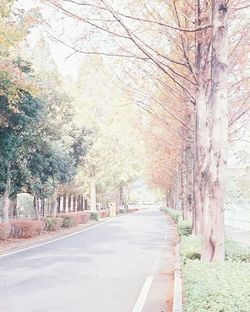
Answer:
11, 220, 44, 238
181, 236, 250, 311
59, 212, 91, 228
99, 210, 109, 218
165, 207, 250, 311
180, 236, 250, 264
177, 220, 192, 237
183, 260, 250, 312
165, 208, 182, 223
164, 208, 193, 237
0, 212, 93, 239
127, 208, 139, 213
0, 223, 11, 240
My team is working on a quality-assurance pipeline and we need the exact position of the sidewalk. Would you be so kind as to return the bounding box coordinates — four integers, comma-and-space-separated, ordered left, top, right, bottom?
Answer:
225, 226, 250, 248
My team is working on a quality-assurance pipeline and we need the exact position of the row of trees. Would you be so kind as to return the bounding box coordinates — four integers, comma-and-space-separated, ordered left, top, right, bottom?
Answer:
0, 1, 143, 223
0, 1, 89, 222
43, 0, 250, 261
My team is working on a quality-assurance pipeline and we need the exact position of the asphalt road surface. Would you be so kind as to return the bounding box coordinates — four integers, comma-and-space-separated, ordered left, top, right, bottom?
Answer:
0, 209, 172, 312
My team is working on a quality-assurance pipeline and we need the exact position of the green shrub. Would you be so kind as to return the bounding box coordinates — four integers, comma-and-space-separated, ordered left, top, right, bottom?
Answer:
90, 212, 99, 222
165, 208, 182, 223
180, 236, 250, 264
225, 239, 250, 263
177, 220, 192, 237
44, 217, 63, 231
180, 236, 201, 264
62, 216, 75, 228
183, 260, 250, 312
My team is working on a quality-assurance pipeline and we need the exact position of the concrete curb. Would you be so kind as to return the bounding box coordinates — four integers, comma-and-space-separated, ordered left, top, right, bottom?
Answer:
172, 244, 183, 312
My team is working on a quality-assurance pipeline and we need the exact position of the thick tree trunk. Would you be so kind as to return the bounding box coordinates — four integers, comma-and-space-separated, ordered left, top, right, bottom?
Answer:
193, 0, 211, 235
201, 0, 228, 261
185, 144, 193, 221
90, 176, 97, 212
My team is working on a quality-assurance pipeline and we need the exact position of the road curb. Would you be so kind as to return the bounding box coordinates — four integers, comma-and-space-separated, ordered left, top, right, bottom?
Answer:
172, 243, 183, 312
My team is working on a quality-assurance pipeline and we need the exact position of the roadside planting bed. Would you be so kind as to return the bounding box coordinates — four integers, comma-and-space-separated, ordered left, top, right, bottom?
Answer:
0, 211, 104, 240
165, 208, 250, 312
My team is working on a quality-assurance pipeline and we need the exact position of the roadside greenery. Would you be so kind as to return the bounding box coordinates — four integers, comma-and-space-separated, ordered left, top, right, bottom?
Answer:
181, 236, 250, 264
180, 232, 250, 311
165, 208, 250, 311
165, 208, 192, 237
90, 212, 99, 222
177, 220, 192, 237
183, 260, 250, 312
165, 208, 182, 224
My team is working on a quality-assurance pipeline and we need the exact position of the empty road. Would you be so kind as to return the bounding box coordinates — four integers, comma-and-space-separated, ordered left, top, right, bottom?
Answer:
0, 210, 174, 312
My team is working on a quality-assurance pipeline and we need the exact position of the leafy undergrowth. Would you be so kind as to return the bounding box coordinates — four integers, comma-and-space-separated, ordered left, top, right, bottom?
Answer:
180, 236, 250, 311
181, 236, 250, 264
165, 208, 250, 312
183, 260, 250, 312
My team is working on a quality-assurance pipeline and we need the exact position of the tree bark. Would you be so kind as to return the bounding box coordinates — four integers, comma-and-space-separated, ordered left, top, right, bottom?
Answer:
50, 190, 58, 217
193, 0, 211, 236
90, 175, 97, 212
185, 144, 193, 221
33, 196, 40, 220
63, 194, 66, 213
2, 163, 11, 223
201, 0, 228, 261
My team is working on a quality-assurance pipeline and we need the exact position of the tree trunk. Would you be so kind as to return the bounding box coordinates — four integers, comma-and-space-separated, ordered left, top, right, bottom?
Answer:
50, 190, 58, 217
193, 0, 211, 236
201, 0, 228, 261
41, 198, 45, 216
68, 195, 72, 212
90, 176, 97, 212
9, 195, 17, 219
2, 163, 11, 223
63, 194, 66, 213
33, 196, 40, 220
185, 144, 193, 221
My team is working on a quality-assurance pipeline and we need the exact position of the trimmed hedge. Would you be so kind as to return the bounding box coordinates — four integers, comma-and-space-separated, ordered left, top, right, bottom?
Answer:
180, 236, 201, 264
60, 212, 91, 227
183, 260, 250, 312
10, 220, 44, 238
0, 223, 11, 240
127, 208, 139, 213
164, 208, 182, 223
225, 239, 250, 263
177, 220, 192, 237
180, 236, 250, 264
99, 210, 109, 218
44, 217, 64, 231
90, 212, 99, 222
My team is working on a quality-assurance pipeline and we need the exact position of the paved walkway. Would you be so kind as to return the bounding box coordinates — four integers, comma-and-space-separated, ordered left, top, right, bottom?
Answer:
225, 226, 250, 247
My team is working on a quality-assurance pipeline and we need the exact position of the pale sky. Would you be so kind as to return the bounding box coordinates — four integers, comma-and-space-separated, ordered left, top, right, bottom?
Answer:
19, 0, 85, 77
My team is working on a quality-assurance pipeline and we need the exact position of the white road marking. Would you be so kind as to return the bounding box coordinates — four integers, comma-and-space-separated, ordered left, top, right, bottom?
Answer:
0, 218, 114, 258
132, 275, 154, 312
